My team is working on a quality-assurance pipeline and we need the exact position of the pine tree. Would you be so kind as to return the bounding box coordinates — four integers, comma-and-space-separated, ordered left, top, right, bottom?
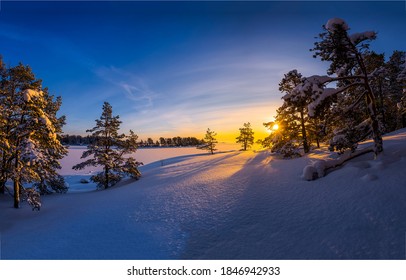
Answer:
199, 128, 218, 154
301, 18, 383, 156
0, 58, 67, 207
72, 102, 142, 189
279, 70, 312, 153
236, 122, 254, 151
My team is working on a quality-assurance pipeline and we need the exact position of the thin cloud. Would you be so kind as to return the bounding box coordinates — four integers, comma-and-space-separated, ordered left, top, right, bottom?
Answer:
93, 65, 158, 111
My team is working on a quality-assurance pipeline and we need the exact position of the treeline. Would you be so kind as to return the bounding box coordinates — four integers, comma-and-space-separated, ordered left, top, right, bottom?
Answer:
61, 134, 204, 147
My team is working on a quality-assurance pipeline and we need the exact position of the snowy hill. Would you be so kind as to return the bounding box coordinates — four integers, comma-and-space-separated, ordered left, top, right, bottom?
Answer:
1, 129, 406, 259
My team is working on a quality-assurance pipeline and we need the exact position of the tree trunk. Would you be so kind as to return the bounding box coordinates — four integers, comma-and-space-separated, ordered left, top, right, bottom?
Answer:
13, 179, 20, 208
13, 153, 21, 208
0, 153, 8, 195
353, 48, 383, 157
0, 170, 5, 194
300, 110, 309, 153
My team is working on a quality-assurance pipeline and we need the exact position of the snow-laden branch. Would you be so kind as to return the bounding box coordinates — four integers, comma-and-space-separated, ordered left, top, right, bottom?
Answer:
23, 89, 43, 102
306, 82, 365, 117
349, 31, 376, 45
302, 145, 374, 181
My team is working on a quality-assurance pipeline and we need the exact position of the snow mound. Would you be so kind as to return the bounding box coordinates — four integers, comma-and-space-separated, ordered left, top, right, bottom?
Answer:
302, 165, 318, 181
361, 173, 378, 182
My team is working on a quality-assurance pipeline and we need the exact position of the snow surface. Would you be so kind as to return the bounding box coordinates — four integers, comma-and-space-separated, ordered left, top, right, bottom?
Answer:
60, 144, 239, 192
1, 130, 406, 259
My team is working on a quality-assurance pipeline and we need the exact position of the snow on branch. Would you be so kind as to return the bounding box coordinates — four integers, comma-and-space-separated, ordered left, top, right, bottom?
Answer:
325, 18, 349, 32
310, 82, 365, 116
23, 89, 43, 102
294, 73, 366, 117
349, 31, 376, 45
308, 88, 337, 117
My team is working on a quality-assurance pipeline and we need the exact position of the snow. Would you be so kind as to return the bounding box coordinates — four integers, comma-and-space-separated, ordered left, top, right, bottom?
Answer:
308, 88, 337, 117
60, 144, 239, 192
1, 130, 406, 259
22, 89, 42, 102
349, 31, 376, 44
302, 165, 318, 181
307, 75, 331, 84
325, 18, 349, 32
39, 114, 53, 130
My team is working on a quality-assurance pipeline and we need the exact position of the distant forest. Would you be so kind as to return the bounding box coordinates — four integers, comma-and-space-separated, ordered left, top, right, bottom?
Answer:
60, 134, 204, 147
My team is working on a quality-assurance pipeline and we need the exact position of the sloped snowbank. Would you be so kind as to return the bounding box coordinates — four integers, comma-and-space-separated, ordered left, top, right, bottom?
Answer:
1, 130, 406, 259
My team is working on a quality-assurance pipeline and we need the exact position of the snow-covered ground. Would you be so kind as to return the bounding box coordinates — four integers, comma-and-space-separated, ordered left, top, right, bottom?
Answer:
60, 143, 240, 192
1, 130, 406, 259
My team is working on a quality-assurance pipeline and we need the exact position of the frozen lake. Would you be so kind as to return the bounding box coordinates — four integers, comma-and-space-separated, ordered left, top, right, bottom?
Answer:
59, 143, 240, 192
59, 143, 240, 176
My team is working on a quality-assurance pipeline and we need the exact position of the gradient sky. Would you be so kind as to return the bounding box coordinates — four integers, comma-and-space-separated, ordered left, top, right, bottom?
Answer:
1, 1, 405, 142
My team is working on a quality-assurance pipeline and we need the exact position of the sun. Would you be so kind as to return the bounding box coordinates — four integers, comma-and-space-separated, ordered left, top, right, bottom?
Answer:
272, 124, 279, 131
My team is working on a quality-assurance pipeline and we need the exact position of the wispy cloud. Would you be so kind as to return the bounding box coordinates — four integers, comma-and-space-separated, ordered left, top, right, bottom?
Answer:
93, 65, 158, 112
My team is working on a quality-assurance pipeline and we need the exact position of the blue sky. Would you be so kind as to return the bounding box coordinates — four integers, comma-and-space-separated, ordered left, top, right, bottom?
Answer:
1, 1, 405, 142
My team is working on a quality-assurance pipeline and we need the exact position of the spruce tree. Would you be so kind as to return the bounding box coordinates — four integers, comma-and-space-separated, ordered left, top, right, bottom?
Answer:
236, 122, 254, 151
73, 102, 142, 189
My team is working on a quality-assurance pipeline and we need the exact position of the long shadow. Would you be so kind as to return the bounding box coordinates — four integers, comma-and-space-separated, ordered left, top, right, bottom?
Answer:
141, 151, 234, 170
141, 151, 242, 180
179, 151, 406, 260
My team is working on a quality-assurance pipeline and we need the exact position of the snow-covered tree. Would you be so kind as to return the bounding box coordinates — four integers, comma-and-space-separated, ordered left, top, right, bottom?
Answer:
0, 59, 67, 207
262, 69, 330, 156
301, 18, 384, 156
72, 102, 142, 189
279, 70, 313, 153
199, 128, 218, 154
236, 122, 254, 151
262, 117, 302, 158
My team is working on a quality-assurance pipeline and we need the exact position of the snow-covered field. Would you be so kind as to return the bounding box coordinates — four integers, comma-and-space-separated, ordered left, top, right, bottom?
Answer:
1, 130, 406, 259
